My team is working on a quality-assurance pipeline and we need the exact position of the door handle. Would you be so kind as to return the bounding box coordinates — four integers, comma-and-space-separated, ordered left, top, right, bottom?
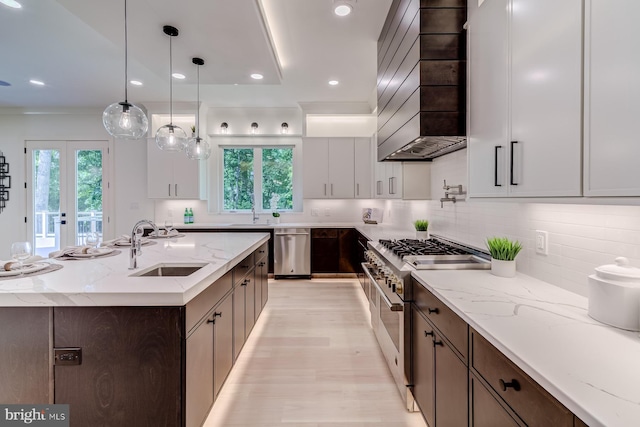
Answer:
494, 145, 502, 187
376, 180, 382, 195
510, 141, 518, 186
168, 184, 171, 197
324, 183, 327, 196
356, 183, 360, 196
175, 184, 178, 197
331, 183, 333, 196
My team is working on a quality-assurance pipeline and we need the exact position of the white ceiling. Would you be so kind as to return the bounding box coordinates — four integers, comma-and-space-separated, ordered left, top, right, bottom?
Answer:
0, 0, 392, 112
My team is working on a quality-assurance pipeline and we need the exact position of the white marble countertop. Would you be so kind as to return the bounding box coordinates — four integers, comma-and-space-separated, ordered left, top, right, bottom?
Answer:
411, 269, 640, 427
0, 232, 269, 307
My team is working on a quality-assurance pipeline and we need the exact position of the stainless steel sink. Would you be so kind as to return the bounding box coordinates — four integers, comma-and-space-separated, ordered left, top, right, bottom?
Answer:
130, 263, 207, 277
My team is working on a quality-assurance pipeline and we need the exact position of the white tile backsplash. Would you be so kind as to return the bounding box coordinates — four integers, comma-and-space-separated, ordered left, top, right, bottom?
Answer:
389, 149, 640, 297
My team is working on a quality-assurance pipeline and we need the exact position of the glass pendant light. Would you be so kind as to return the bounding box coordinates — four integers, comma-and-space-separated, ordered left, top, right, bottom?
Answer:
185, 58, 211, 160
103, 0, 148, 139
156, 25, 188, 151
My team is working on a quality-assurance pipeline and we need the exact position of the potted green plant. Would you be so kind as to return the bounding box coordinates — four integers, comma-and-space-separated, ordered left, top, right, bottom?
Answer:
272, 211, 281, 224
190, 125, 196, 137
486, 237, 523, 277
413, 219, 429, 240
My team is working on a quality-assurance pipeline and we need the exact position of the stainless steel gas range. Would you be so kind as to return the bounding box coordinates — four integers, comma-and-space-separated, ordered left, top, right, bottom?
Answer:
361, 235, 490, 411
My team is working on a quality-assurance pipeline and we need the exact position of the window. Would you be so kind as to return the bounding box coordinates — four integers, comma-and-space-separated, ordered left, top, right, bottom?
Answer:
223, 146, 294, 211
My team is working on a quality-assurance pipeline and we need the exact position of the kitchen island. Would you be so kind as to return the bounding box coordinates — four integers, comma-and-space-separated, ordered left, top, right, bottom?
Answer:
0, 232, 270, 427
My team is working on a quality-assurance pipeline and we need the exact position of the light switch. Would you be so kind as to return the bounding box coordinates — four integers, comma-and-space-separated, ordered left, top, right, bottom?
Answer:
535, 230, 548, 255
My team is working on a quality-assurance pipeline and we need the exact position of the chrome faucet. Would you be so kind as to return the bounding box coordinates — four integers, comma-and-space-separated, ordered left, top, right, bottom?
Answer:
129, 219, 158, 270
440, 180, 465, 208
251, 197, 259, 224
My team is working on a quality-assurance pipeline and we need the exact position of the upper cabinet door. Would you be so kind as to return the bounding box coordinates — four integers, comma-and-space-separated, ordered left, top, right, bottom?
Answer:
584, 0, 640, 196
468, 0, 582, 198
303, 138, 330, 199
172, 153, 200, 199
467, 0, 510, 197
509, 0, 582, 197
354, 138, 372, 199
328, 138, 355, 199
147, 139, 174, 198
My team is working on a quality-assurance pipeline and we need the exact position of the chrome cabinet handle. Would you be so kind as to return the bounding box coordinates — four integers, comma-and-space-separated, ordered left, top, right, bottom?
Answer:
324, 183, 327, 196
356, 183, 359, 196
376, 180, 382, 195
168, 184, 171, 197
175, 184, 178, 196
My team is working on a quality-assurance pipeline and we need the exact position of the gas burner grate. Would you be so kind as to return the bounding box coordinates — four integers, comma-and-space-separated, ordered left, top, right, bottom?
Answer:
378, 238, 468, 257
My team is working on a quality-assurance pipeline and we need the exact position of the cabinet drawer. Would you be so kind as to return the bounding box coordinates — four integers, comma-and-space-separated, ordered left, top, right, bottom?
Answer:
470, 329, 573, 427
413, 279, 468, 359
255, 242, 268, 261
233, 253, 255, 285
311, 228, 338, 238
186, 271, 233, 333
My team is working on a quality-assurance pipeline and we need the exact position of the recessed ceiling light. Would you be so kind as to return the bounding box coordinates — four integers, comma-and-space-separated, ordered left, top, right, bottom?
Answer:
130, 80, 143, 86
251, 73, 264, 80
334, 4, 352, 16
0, 0, 22, 9
328, 80, 339, 86
0, 80, 11, 87
29, 79, 45, 86
172, 73, 185, 79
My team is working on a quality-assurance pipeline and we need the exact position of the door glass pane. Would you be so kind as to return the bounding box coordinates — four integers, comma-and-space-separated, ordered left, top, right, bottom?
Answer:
223, 148, 254, 210
262, 147, 293, 210
75, 150, 103, 245
33, 149, 60, 256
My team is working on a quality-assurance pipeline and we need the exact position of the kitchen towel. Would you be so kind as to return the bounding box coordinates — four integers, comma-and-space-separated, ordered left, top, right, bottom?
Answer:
48, 246, 92, 259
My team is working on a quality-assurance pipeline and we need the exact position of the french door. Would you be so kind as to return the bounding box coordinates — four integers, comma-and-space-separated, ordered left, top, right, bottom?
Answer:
26, 141, 109, 256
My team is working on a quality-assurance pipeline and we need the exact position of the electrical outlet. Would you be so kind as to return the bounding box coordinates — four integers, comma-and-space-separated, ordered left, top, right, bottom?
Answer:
535, 230, 548, 255
311, 208, 319, 217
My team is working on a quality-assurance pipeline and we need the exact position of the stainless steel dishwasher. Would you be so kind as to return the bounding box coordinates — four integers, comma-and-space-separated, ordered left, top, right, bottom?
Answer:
274, 228, 311, 278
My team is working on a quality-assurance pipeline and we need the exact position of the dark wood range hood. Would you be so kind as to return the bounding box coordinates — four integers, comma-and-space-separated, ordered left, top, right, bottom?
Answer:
377, 0, 467, 161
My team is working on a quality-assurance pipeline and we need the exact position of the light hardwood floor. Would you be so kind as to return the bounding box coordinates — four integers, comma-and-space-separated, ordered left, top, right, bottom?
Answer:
203, 278, 427, 427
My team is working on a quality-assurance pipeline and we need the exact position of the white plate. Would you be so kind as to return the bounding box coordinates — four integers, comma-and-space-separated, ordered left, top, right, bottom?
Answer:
0, 262, 49, 277
149, 232, 182, 239
68, 247, 115, 258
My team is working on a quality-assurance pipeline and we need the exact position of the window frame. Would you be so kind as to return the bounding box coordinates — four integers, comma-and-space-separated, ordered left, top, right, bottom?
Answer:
212, 136, 302, 213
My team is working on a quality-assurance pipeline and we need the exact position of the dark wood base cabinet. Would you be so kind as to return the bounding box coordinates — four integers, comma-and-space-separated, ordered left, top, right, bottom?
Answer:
410, 279, 592, 427
411, 282, 468, 427
311, 228, 359, 274
0, 242, 269, 427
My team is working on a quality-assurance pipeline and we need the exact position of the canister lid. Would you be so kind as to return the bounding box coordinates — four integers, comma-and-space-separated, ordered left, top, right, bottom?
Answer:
594, 257, 640, 282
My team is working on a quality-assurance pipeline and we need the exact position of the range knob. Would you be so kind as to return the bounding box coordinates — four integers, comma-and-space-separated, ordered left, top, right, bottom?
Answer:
395, 280, 404, 294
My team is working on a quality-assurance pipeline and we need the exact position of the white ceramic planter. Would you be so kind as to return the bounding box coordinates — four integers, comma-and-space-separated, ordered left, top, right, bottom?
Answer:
491, 258, 516, 278
416, 230, 429, 240
273, 217, 280, 224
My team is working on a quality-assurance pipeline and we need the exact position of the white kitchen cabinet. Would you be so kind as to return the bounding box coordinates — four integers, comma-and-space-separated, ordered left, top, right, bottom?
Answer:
467, 0, 582, 198
374, 161, 403, 199
147, 139, 201, 199
354, 138, 372, 199
584, 0, 640, 196
303, 137, 355, 199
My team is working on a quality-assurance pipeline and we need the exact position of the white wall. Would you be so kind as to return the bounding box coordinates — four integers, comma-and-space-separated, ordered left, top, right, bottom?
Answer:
387, 149, 640, 297
0, 110, 154, 259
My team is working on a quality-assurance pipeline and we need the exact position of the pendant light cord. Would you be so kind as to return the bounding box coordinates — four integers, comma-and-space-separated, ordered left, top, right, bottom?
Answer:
123, 0, 129, 103
169, 33, 173, 125
196, 63, 200, 139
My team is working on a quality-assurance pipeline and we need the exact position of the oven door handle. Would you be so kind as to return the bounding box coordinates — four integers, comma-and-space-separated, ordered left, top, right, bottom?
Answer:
361, 263, 403, 311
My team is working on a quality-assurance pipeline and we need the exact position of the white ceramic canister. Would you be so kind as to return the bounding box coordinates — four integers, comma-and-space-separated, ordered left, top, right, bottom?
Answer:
588, 257, 640, 331
491, 258, 516, 278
